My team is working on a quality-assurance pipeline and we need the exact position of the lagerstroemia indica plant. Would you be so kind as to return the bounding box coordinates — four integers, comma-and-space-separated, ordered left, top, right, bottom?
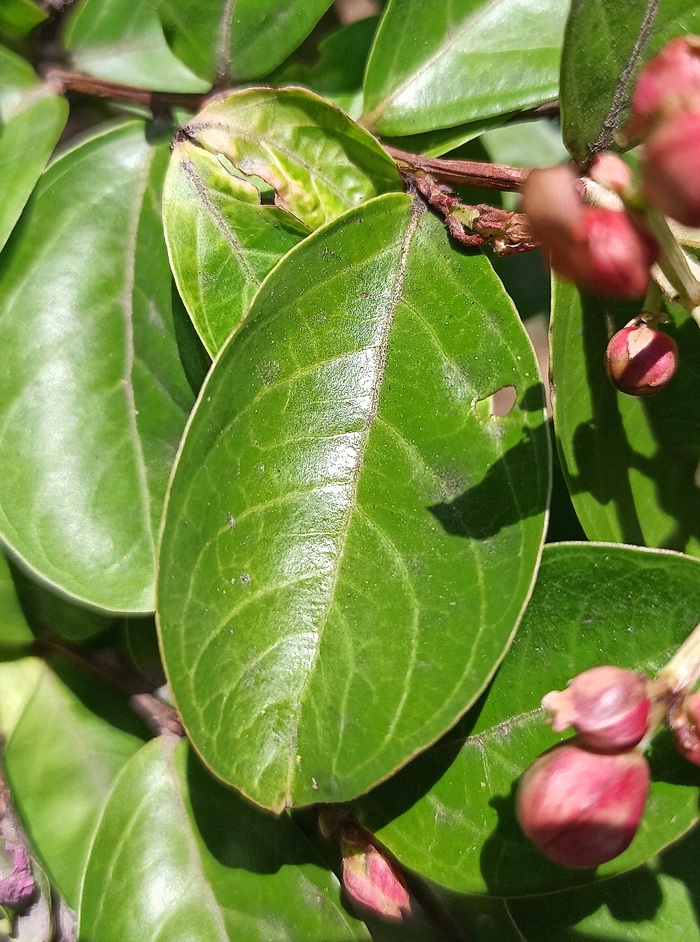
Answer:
4, 0, 700, 939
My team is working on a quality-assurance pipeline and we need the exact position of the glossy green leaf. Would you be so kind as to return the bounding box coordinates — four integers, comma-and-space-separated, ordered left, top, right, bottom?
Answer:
147, 0, 334, 84
550, 279, 700, 555
380, 114, 515, 160
4, 657, 147, 907
79, 736, 370, 942
361, 0, 567, 137
9, 559, 117, 642
508, 824, 700, 940
0, 657, 43, 740
0, 0, 45, 38
271, 16, 379, 120
163, 141, 309, 356
0, 45, 67, 254
354, 542, 700, 896
0, 121, 205, 613
561, 0, 700, 161
158, 192, 549, 812
0, 553, 33, 648
63, 0, 209, 92
180, 87, 402, 230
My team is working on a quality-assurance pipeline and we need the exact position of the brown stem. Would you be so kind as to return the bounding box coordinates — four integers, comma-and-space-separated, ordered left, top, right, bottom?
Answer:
385, 145, 530, 192
41, 66, 211, 112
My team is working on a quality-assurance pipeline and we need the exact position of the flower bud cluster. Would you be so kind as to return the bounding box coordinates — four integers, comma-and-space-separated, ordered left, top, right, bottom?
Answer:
517, 665, 652, 869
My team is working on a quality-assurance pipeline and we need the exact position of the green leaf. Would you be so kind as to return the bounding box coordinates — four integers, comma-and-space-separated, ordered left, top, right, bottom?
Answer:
0, 0, 46, 39
4, 657, 147, 907
550, 279, 700, 555
180, 87, 402, 230
380, 114, 515, 160
0, 553, 33, 648
560, 0, 700, 162
0, 121, 205, 613
79, 736, 370, 942
9, 559, 117, 642
0, 657, 43, 740
146, 0, 334, 84
361, 0, 567, 137
63, 0, 210, 92
163, 141, 309, 356
354, 542, 700, 896
508, 824, 700, 940
0, 45, 67, 254
158, 192, 549, 812
271, 16, 379, 120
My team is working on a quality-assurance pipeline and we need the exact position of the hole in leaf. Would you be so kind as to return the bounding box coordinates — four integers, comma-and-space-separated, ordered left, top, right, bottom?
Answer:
478, 385, 517, 418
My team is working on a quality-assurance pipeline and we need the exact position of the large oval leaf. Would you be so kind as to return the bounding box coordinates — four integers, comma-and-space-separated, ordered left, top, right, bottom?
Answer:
163, 140, 309, 356
0, 121, 205, 613
354, 542, 700, 896
361, 0, 568, 137
146, 0, 333, 84
180, 87, 402, 230
550, 278, 700, 555
0, 44, 67, 254
63, 0, 209, 91
79, 736, 370, 942
560, 0, 700, 162
158, 192, 549, 812
508, 823, 700, 940
4, 657, 147, 907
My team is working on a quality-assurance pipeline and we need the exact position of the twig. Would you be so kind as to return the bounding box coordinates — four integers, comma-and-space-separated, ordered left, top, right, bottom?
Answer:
385, 145, 530, 192
41, 66, 211, 112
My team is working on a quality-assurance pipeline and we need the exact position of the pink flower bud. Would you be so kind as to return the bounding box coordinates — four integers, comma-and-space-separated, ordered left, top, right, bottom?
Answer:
605, 324, 678, 396
642, 108, 700, 226
523, 167, 657, 297
589, 153, 632, 193
542, 666, 650, 753
340, 828, 410, 921
516, 741, 650, 869
673, 689, 700, 766
628, 36, 700, 138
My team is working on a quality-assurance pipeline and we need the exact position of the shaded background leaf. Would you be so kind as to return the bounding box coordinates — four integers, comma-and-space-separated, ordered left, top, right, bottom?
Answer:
0, 44, 67, 254
0, 0, 45, 40
0, 553, 33, 649
550, 278, 700, 555
163, 140, 309, 356
181, 87, 402, 230
361, 0, 568, 137
158, 192, 549, 812
560, 0, 700, 162
79, 736, 370, 942
354, 542, 700, 896
4, 657, 148, 907
147, 0, 334, 84
0, 121, 207, 613
63, 0, 210, 92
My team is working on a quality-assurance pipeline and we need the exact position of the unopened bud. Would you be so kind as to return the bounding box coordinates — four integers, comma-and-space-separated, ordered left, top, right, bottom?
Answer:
542, 666, 650, 753
605, 324, 678, 396
589, 153, 632, 193
0, 843, 34, 906
523, 167, 657, 297
516, 741, 650, 869
339, 826, 410, 921
642, 108, 700, 226
628, 36, 700, 138
673, 689, 700, 765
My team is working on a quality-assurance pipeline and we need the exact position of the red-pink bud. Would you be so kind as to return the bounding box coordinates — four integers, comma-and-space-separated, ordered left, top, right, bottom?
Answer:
516, 741, 650, 869
542, 666, 650, 753
605, 324, 678, 396
589, 153, 632, 193
628, 36, 700, 138
673, 689, 700, 765
642, 108, 700, 226
523, 168, 657, 297
340, 829, 410, 921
